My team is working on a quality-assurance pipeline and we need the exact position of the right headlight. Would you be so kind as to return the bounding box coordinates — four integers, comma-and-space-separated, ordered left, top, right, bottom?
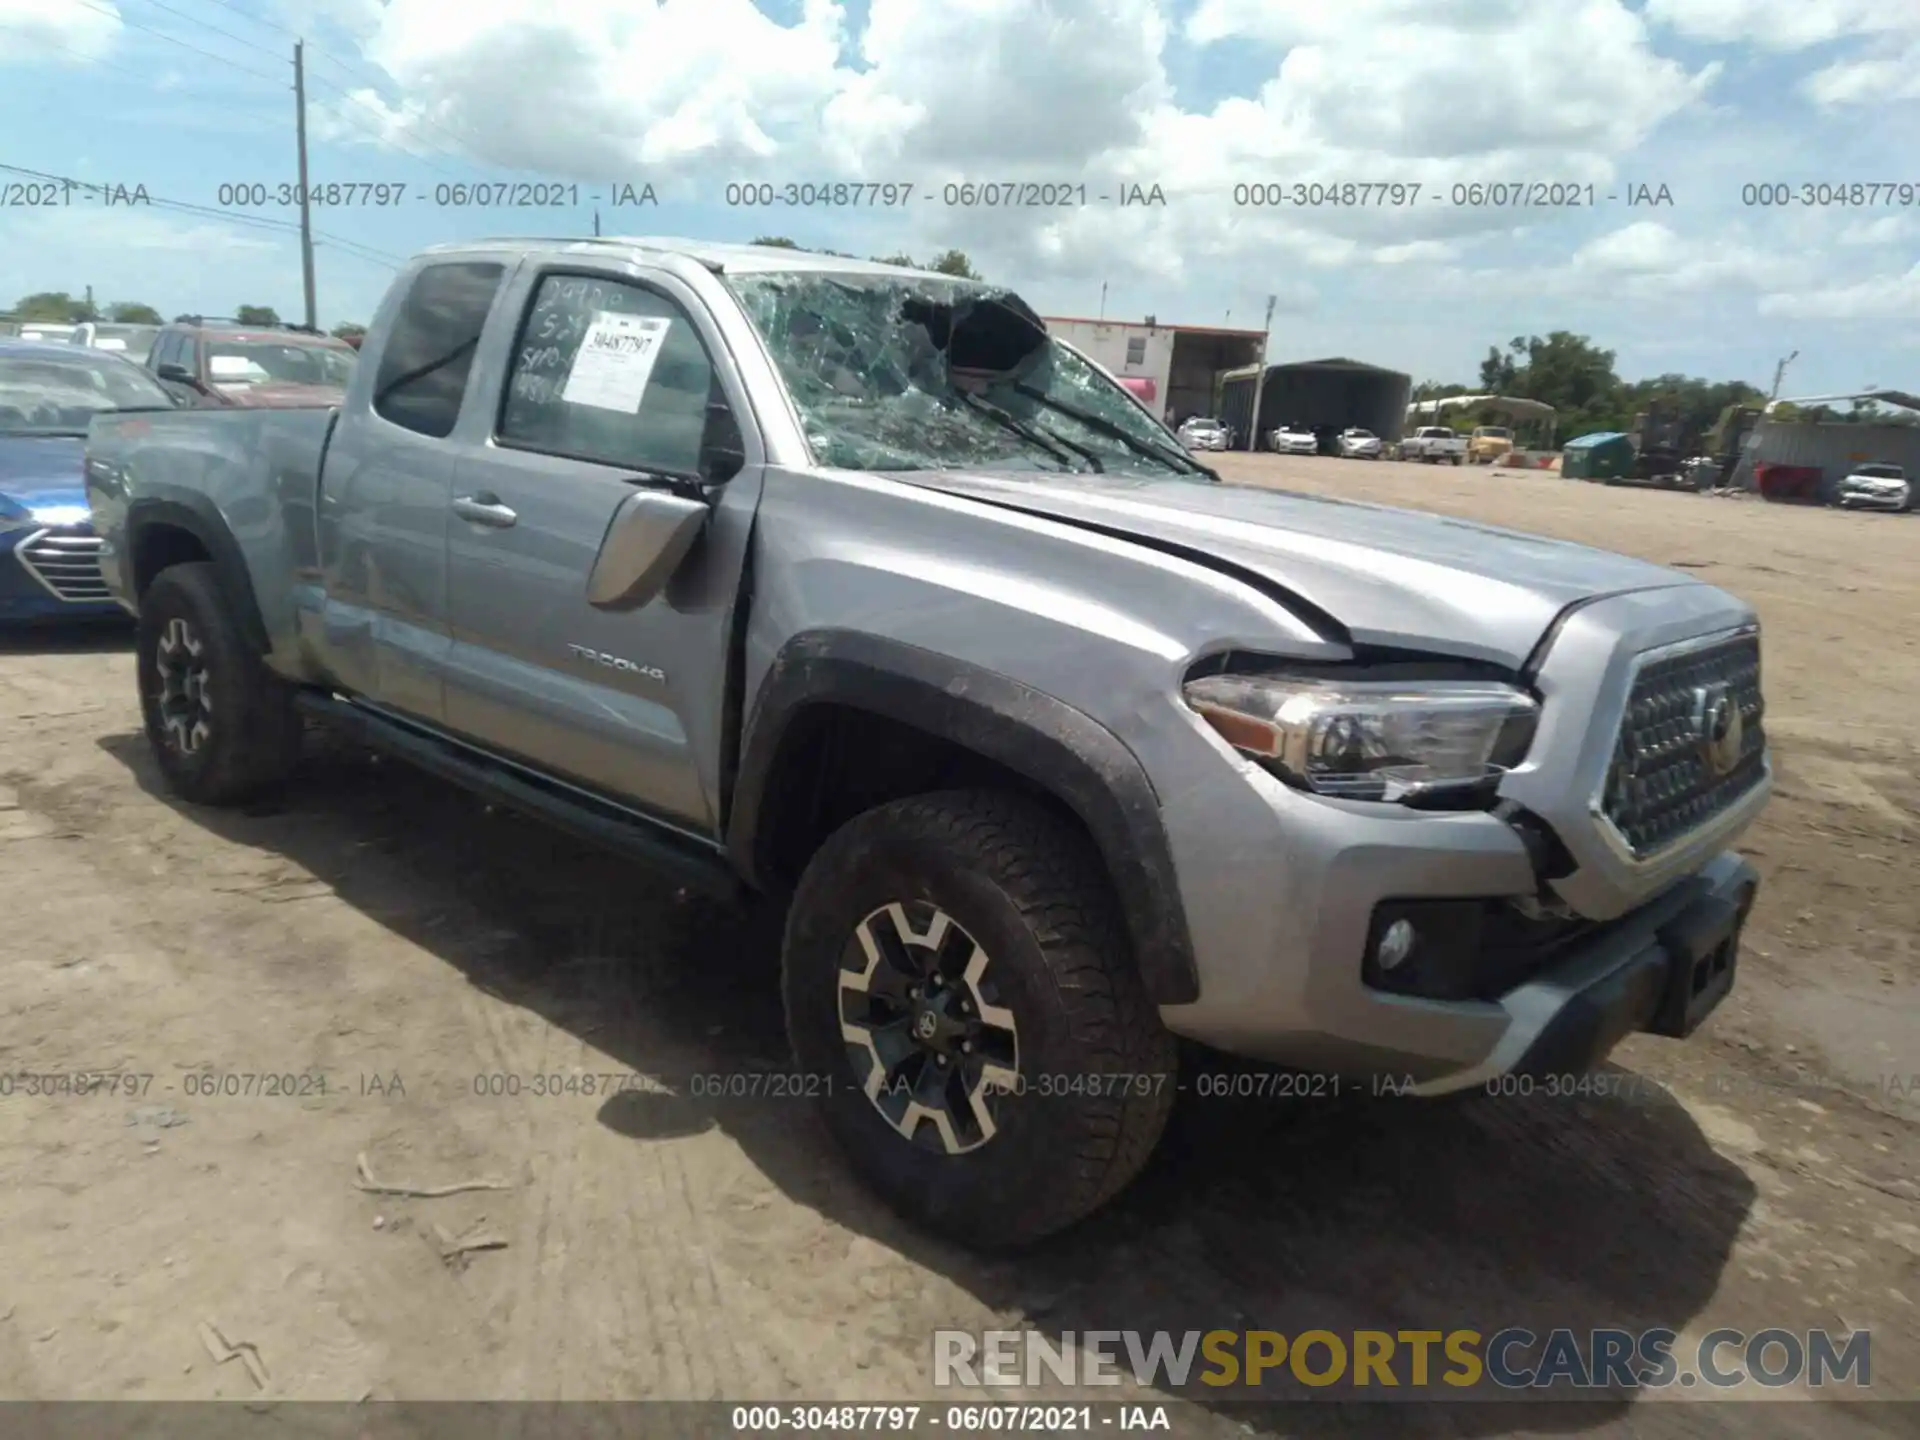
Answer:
1183, 672, 1539, 805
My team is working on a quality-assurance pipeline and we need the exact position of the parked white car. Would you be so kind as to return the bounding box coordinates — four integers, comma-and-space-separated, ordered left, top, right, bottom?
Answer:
1337, 427, 1383, 459
1834, 463, 1910, 513
1269, 423, 1318, 455
1176, 416, 1232, 452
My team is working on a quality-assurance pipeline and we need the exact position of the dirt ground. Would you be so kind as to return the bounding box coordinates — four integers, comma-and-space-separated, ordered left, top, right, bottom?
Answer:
0, 455, 1914, 1434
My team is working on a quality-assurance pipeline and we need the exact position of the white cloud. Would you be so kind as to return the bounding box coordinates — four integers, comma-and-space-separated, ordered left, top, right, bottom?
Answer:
1801, 45, 1920, 106
1646, 1, 1920, 108
1569, 220, 1799, 292
1759, 263, 1920, 321
0, 0, 120, 65
1838, 213, 1918, 247
3, 207, 280, 255
1644, 0, 1908, 50
300, 0, 1720, 289
1188, 0, 1713, 159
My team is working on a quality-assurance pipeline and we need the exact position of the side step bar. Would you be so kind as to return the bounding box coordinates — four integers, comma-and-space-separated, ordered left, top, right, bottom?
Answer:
293, 691, 744, 902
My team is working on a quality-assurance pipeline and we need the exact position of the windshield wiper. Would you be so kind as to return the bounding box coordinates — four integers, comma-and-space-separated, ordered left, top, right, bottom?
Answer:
1008, 384, 1218, 480
955, 391, 1102, 473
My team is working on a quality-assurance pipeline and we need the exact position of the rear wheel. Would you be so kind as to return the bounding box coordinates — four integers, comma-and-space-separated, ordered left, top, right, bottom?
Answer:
782, 790, 1176, 1249
136, 562, 301, 806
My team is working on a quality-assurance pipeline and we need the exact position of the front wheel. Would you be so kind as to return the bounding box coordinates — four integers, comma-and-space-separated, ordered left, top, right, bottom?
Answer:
136, 562, 301, 806
782, 790, 1176, 1249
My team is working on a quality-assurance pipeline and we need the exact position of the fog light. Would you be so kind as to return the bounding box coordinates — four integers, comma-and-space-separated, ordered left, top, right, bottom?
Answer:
1376, 918, 1417, 971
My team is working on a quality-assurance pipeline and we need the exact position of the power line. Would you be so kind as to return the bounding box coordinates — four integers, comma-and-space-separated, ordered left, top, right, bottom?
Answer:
70, 0, 285, 85
135, 0, 287, 67
165, 0, 496, 175
0, 160, 405, 271
135, 2, 477, 179
0, 19, 174, 85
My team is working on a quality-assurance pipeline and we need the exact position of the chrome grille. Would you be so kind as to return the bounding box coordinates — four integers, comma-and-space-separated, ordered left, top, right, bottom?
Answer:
1600, 631, 1766, 859
17, 528, 111, 604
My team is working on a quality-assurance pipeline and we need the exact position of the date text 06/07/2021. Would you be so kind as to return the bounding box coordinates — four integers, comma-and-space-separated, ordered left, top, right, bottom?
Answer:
728, 1404, 1172, 1433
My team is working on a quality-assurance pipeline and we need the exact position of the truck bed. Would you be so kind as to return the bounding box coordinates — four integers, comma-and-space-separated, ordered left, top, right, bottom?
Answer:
85, 405, 338, 648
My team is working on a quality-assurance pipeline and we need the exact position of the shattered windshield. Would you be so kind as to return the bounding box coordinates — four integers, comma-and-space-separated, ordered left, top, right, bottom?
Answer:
725, 270, 1211, 480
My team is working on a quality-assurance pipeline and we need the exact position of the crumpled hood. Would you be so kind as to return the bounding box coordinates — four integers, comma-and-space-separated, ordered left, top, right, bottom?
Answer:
0, 436, 86, 512
213, 382, 345, 409
898, 469, 1701, 667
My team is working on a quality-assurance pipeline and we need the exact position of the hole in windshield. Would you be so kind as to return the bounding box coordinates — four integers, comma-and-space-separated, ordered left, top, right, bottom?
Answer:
726, 271, 1210, 481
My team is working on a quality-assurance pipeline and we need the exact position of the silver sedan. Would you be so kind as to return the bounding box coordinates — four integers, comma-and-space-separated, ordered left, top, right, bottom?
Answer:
1337, 428, 1382, 459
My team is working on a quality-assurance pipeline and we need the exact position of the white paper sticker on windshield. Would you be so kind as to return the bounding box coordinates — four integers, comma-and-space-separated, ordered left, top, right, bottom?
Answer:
97, 339, 127, 350
560, 311, 671, 412
209, 355, 256, 377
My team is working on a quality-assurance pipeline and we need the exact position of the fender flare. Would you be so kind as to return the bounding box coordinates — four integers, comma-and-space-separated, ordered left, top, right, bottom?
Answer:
727, 630, 1200, 1007
124, 494, 272, 655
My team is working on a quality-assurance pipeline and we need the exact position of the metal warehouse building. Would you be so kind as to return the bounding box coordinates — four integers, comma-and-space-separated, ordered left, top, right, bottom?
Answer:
1219, 358, 1414, 453
1042, 315, 1267, 426
1730, 389, 1920, 490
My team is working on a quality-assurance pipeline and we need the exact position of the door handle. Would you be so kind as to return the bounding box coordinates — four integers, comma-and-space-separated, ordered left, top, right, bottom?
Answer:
452, 493, 517, 528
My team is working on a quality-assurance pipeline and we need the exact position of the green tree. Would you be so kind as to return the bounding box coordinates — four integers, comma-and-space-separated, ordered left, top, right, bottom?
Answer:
1477, 345, 1518, 393
923, 248, 981, 279
330, 322, 367, 341
750, 236, 801, 248
107, 301, 163, 324
235, 304, 281, 326
870, 252, 917, 268
12, 291, 95, 322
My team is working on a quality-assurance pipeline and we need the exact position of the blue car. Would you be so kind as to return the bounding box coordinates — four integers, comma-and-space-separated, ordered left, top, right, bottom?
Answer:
1, 339, 179, 621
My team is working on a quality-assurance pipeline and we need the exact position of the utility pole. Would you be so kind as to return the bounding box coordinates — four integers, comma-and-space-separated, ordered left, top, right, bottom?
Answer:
1244, 293, 1276, 451
84, 284, 94, 319
1098, 282, 1107, 321
593, 208, 601, 237
1767, 349, 1798, 404
293, 40, 318, 329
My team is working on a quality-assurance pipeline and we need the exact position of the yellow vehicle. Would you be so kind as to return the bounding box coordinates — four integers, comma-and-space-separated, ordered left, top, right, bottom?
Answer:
1468, 425, 1514, 464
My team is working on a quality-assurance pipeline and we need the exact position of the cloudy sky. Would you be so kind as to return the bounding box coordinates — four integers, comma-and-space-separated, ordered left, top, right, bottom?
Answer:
1, 0, 1914, 394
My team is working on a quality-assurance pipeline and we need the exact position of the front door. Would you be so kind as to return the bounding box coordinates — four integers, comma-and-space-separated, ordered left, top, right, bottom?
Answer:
441, 263, 764, 839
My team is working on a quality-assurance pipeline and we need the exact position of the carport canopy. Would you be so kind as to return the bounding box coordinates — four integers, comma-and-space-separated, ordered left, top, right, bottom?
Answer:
1767, 388, 1920, 415
1405, 394, 1557, 423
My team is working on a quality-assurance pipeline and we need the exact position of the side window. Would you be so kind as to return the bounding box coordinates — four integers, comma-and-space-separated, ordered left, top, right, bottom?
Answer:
180, 335, 201, 378
499, 273, 719, 477
152, 333, 178, 371
373, 261, 506, 439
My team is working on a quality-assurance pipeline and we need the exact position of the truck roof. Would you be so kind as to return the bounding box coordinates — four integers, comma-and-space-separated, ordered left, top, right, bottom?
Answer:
416, 235, 980, 285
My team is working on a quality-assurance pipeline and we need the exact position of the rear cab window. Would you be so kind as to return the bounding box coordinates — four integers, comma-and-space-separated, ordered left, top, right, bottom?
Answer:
372, 261, 508, 438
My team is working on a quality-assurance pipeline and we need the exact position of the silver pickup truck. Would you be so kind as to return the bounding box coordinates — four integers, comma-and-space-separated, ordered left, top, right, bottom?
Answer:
84, 238, 1770, 1248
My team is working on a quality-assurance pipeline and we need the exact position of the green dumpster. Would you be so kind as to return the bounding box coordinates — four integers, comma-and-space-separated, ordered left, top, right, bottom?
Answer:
1561, 431, 1634, 481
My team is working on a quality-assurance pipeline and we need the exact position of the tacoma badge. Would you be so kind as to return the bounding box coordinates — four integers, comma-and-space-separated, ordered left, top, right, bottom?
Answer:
566, 643, 665, 683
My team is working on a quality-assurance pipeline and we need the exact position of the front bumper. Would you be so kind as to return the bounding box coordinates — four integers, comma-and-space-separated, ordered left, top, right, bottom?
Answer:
1150, 585, 1769, 1086
1837, 485, 1908, 511
1405, 852, 1753, 1094
0, 527, 123, 621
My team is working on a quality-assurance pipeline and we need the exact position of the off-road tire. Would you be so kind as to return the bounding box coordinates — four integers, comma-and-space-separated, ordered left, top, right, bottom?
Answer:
783, 790, 1176, 1249
136, 561, 301, 806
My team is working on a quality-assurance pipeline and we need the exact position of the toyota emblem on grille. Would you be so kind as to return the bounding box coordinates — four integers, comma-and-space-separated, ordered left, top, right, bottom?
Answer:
1693, 683, 1743, 777
914, 1012, 939, 1040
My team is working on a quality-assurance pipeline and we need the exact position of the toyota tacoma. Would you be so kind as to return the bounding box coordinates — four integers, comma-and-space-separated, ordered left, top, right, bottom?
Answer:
84, 239, 1771, 1248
